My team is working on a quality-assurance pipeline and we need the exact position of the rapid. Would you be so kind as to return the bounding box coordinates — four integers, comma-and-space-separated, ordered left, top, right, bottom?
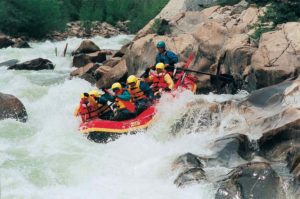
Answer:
0, 35, 256, 199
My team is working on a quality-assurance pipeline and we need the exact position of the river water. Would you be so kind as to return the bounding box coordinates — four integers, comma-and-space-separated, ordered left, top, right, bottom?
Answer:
0, 35, 253, 199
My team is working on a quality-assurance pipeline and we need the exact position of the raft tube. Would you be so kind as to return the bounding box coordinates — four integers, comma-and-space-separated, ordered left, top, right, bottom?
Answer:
79, 106, 156, 142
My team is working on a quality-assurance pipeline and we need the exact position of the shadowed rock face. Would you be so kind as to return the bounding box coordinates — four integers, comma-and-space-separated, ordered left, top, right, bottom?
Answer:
0, 93, 27, 122
8, 58, 54, 70
215, 162, 286, 199
244, 79, 293, 108
258, 121, 300, 161
213, 133, 254, 164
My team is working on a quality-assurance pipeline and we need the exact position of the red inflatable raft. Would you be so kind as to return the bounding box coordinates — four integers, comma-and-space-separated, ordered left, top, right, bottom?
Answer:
79, 105, 157, 142
79, 53, 197, 142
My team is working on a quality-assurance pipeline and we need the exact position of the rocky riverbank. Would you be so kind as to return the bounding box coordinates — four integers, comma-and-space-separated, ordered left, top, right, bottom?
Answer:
69, 0, 300, 95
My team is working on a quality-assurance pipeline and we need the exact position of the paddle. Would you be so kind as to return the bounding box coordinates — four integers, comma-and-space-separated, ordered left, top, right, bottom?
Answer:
175, 67, 234, 83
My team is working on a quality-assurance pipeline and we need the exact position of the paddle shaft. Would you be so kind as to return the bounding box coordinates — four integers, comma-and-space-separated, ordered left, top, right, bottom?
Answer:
175, 67, 234, 82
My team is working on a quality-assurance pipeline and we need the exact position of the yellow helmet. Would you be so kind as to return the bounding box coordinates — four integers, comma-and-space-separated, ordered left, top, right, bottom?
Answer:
127, 75, 137, 84
155, 62, 165, 70
89, 90, 100, 97
80, 93, 88, 99
111, 82, 122, 91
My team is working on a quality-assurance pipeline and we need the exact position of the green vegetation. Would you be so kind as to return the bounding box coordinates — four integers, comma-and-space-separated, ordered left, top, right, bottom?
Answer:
0, 0, 65, 39
0, 0, 169, 39
217, 0, 300, 40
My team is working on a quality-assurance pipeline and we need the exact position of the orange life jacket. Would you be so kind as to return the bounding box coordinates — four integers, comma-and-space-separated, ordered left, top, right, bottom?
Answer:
127, 79, 147, 102
151, 71, 168, 92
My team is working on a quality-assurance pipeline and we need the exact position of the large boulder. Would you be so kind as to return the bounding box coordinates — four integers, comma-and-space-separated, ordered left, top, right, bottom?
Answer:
72, 40, 100, 55
12, 38, 30, 48
252, 22, 300, 89
8, 58, 54, 70
73, 50, 112, 68
70, 63, 99, 84
0, 36, 14, 48
95, 59, 128, 89
0, 93, 27, 122
215, 162, 286, 199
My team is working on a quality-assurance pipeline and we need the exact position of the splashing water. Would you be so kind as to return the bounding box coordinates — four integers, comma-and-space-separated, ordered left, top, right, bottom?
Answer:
0, 36, 253, 199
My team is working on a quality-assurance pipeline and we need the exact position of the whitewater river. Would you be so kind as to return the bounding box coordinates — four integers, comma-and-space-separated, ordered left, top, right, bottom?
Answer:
0, 35, 252, 199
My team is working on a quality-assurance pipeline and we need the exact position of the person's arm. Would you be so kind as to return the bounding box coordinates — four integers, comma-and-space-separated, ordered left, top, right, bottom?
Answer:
166, 51, 178, 65
144, 74, 153, 83
98, 93, 113, 103
140, 81, 154, 99
164, 74, 174, 90
116, 90, 131, 101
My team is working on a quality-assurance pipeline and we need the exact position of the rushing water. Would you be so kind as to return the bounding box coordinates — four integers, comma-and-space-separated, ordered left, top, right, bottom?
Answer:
0, 35, 255, 199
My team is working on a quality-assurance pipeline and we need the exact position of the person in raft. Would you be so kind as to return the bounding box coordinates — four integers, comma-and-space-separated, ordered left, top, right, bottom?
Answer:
126, 75, 154, 113
101, 82, 136, 121
88, 90, 114, 120
144, 62, 174, 98
74, 92, 101, 122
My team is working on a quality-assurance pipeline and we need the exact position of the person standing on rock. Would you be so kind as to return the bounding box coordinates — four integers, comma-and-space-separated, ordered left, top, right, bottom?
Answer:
126, 75, 154, 113
154, 41, 178, 73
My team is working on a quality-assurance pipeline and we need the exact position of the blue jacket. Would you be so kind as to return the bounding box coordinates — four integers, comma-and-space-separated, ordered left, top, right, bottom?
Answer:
139, 81, 154, 100
98, 90, 131, 104
155, 50, 178, 67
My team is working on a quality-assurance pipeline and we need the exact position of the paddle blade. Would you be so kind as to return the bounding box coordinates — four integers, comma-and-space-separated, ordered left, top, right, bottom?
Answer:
183, 53, 195, 68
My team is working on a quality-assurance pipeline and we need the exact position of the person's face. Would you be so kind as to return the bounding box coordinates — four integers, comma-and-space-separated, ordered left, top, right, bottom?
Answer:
113, 88, 122, 95
156, 69, 163, 74
129, 82, 136, 88
157, 47, 164, 53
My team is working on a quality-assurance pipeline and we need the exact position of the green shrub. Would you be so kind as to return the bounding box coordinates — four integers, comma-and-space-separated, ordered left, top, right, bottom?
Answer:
0, 0, 66, 39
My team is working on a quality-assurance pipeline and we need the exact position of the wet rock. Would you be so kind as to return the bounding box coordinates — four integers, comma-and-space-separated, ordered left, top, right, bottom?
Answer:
8, 58, 54, 70
172, 152, 204, 171
12, 38, 30, 48
213, 133, 254, 165
252, 22, 300, 89
72, 40, 100, 55
0, 59, 19, 67
72, 53, 93, 68
0, 36, 14, 48
95, 59, 128, 89
215, 162, 286, 199
258, 120, 300, 162
172, 153, 206, 187
174, 167, 206, 187
0, 93, 27, 122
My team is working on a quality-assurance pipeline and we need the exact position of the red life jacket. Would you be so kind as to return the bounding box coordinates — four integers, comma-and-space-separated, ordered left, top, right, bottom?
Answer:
151, 71, 168, 92
78, 100, 100, 122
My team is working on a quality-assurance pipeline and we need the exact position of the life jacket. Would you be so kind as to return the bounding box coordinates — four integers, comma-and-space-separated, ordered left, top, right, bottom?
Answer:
78, 97, 111, 122
78, 99, 100, 122
114, 92, 135, 113
127, 79, 147, 102
151, 71, 169, 92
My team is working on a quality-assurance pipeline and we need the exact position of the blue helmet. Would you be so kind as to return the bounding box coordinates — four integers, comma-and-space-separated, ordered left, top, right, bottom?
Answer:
156, 41, 166, 48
